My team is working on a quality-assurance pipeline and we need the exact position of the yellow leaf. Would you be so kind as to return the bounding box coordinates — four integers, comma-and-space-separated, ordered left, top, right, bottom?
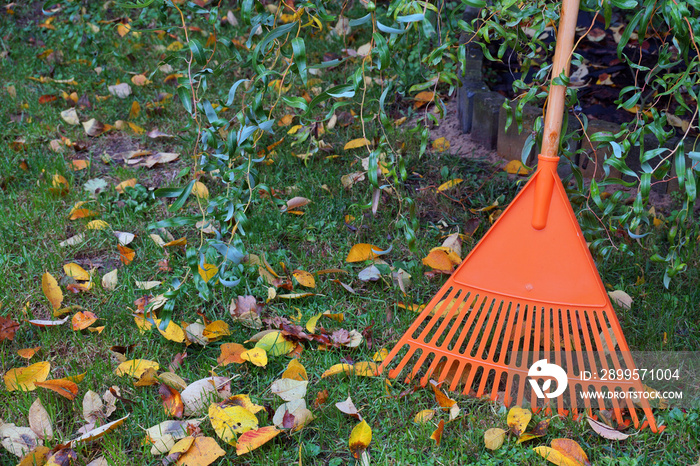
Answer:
484, 428, 507, 450
255, 331, 295, 356
35, 378, 79, 400
436, 178, 463, 192
241, 347, 268, 367
282, 359, 308, 381
115, 178, 137, 193
128, 100, 140, 119
198, 263, 218, 283
550, 438, 591, 466
533, 446, 589, 466
344, 138, 372, 150
349, 420, 372, 459
414, 91, 434, 102
163, 237, 187, 247
321, 363, 354, 378
115, 359, 160, 378
131, 74, 151, 86
117, 23, 131, 37
42, 272, 63, 310
202, 320, 230, 341
287, 124, 303, 134
372, 348, 388, 362
292, 270, 315, 288
507, 406, 532, 436
4, 361, 51, 391
209, 404, 258, 445
86, 220, 110, 230
432, 137, 450, 152
346, 243, 387, 262
192, 181, 209, 199
354, 361, 378, 377
118, 245, 135, 265
63, 263, 90, 281
128, 122, 145, 135
504, 160, 532, 175
174, 436, 225, 465
236, 426, 281, 456
413, 409, 435, 424
155, 319, 186, 343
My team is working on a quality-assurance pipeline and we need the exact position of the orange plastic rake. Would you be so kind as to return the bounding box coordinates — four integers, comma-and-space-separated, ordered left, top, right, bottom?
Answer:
379, 0, 658, 431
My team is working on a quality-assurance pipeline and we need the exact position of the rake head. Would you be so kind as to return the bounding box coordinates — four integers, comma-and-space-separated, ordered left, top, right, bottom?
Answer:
378, 164, 659, 432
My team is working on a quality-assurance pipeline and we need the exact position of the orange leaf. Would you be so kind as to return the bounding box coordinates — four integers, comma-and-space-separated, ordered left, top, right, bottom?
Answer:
71, 160, 89, 170
422, 250, 455, 272
281, 359, 308, 381
159, 383, 184, 418
128, 100, 141, 119
236, 426, 281, 456
35, 378, 79, 400
118, 245, 135, 265
430, 381, 456, 410
163, 237, 187, 247
431, 419, 445, 446
115, 178, 137, 193
69, 209, 99, 220
17, 347, 41, 359
72, 311, 98, 331
217, 343, 246, 366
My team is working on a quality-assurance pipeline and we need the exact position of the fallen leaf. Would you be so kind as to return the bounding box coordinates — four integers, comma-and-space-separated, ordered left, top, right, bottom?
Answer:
273, 399, 314, 432
217, 343, 246, 366
35, 378, 79, 400
270, 378, 308, 401
504, 160, 532, 175
321, 363, 354, 378
336, 397, 362, 420
72, 311, 98, 331
282, 359, 308, 381
42, 272, 63, 310
198, 264, 218, 283
0, 316, 20, 341
115, 359, 159, 378
118, 245, 135, 265
349, 420, 372, 459
115, 178, 137, 193
436, 178, 463, 192
82, 118, 106, 137
102, 269, 118, 290
86, 220, 110, 230
430, 380, 456, 410
236, 426, 281, 456
255, 330, 295, 356
159, 383, 184, 418
586, 417, 630, 440
17, 347, 41, 359
0, 423, 39, 457
181, 377, 231, 416
550, 438, 592, 466
202, 320, 230, 342
484, 427, 506, 450
156, 319, 186, 343
209, 403, 258, 445
507, 406, 532, 437
60, 108, 79, 125
17, 446, 51, 465
28, 398, 53, 440
346, 243, 388, 262
293, 270, 315, 288
432, 137, 450, 152
282, 196, 311, 213
131, 74, 151, 86
430, 419, 445, 446
4, 361, 51, 391
344, 138, 372, 150
108, 82, 132, 99
608, 290, 633, 310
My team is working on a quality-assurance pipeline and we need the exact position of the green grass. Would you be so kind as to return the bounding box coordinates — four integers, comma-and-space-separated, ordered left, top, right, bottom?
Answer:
1, 2, 699, 465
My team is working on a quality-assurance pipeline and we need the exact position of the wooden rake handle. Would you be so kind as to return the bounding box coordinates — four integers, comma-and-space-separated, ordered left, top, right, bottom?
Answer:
532, 0, 581, 230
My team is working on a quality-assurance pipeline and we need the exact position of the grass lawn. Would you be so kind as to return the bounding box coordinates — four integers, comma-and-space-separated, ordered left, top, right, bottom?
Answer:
1, 1, 699, 465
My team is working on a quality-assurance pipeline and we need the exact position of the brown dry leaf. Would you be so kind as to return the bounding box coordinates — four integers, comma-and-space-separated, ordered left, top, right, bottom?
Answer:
72, 311, 98, 331
35, 378, 79, 400
430, 419, 445, 446
344, 138, 372, 150
229, 295, 262, 329
217, 343, 246, 366
0, 316, 20, 342
507, 406, 532, 437
336, 396, 362, 420
484, 427, 506, 450
42, 272, 63, 310
4, 361, 51, 391
314, 390, 329, 408
159, 383, 184, 418
586, 417, 630, 440
82, 118, 105, 137
608, 290, 633, 310
281, 196, 311, 213
28, 398, 53, 440
142, 152, 179, 168
348, 420, 372, 459
236, 426, 281, 456
108, 82, 132, 99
